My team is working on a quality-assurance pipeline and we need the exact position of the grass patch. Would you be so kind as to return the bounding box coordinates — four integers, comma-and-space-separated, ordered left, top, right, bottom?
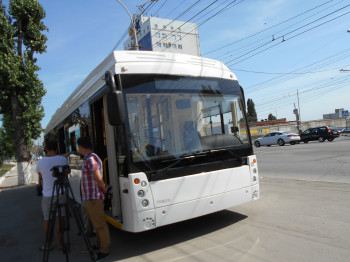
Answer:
0, 164, 15, 176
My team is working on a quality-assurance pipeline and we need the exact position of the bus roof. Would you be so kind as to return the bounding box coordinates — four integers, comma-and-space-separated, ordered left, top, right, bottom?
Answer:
45, 51, 237, 135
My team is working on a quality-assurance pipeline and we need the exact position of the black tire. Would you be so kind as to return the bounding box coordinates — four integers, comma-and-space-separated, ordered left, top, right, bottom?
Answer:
277, 139, 285, 146
254, 141, 260, 147
267, 145, 271, 147
319, 137, 325, 142
290, 142, 295, 145
303, 140, 308, 143
327, 138, 334, 142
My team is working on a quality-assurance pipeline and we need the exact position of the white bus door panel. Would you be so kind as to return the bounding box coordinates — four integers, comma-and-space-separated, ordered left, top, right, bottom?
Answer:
103, 95, 122, 218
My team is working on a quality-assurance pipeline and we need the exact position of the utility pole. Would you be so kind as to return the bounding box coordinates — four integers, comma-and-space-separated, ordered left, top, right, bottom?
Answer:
294, 103, 300, 133
115, 0, 158, 51
297, 89, 301, 133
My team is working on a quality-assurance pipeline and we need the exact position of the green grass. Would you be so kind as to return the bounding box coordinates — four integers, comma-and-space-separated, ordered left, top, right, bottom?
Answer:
0, 164, 15, 176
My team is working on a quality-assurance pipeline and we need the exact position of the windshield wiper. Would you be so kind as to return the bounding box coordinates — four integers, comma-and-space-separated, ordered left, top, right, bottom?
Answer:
149, 149, 243, 181
215, 148, 243, 165
222, 148, 243, 164
149, 152, 209, 181
205, 148, 243, 164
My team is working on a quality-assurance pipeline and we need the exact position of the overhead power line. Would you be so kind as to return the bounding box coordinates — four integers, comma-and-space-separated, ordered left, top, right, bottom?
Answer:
203, 0, 336, 56
159, 0, 246, 52
140, 0, 158, 15
156, 0, 219, 50
225, 6, 350, 66
154, 0, 168, 16
245, 47, 350, 92
140, 0, 203, 48
216, 0, 346, 62
112, 28, 129, 50
254, 76, 350, 108
254, 79, 350, 115
163, 0, 187, 18
230, 67, 344, 75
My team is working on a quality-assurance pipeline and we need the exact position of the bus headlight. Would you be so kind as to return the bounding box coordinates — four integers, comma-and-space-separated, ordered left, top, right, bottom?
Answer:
138, 190, 145, 197
253, 168, 257, 174
141, 181, 147, 187
253, 176, 257, 182
142, 199, 149, 207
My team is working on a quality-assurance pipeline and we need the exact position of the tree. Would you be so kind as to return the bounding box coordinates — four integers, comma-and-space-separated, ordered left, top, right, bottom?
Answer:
0, 0, 47, 185
268, 113, 277, 121
0, 126, 14, 163
247, 98, 257, 122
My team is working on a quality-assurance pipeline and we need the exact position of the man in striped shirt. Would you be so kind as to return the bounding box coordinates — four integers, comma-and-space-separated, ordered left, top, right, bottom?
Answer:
77, 137, 110, 262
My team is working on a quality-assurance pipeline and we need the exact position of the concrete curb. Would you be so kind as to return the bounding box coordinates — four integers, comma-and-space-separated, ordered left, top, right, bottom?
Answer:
0, 165, 17, 186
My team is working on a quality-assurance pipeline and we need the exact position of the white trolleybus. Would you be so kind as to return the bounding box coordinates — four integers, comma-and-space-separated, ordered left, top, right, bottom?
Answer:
45, 51, 259, 233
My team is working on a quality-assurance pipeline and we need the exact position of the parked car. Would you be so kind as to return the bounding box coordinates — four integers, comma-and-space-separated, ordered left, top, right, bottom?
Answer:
300, 126, 339, 143
339, 127, 350, 134
254, 131, 300, 147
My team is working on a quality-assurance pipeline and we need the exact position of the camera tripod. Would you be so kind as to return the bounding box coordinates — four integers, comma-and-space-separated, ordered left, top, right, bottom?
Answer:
43, 165, 96, 262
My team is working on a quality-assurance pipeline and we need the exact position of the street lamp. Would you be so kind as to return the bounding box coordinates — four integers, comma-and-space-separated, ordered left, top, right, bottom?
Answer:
116, 0, 139, 50
116, 0, 158, 51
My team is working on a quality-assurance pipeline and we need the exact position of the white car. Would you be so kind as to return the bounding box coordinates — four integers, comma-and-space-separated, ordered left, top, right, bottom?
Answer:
254, 131, 300, 147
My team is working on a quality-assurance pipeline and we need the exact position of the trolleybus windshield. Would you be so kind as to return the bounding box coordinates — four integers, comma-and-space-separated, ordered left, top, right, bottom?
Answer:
121, 75, 251, 176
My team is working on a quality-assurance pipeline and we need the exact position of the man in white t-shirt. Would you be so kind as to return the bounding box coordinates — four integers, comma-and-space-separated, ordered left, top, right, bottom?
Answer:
36, 140, 68, 251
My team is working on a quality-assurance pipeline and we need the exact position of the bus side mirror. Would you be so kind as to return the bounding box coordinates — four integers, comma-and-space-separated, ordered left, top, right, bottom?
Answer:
105, 71, 125, 126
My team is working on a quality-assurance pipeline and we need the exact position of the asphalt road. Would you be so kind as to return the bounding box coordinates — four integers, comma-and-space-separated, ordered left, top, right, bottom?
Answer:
0, 137, 349, 261
255, 136, 350, 183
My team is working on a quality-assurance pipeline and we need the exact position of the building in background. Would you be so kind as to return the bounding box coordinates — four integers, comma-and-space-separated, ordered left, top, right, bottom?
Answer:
323, 108, 349, 120
124, 15, 200, 56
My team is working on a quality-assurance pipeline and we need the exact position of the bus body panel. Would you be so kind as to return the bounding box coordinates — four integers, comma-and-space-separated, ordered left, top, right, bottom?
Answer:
113, 52, 236, 81
119, 155, 259, 232
119, 174, 157, 232
150, 165, 251, 208
154, 186, 252, 228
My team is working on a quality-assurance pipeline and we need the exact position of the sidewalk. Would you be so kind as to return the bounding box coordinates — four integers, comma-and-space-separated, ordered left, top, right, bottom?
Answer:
0, 163, 38, 189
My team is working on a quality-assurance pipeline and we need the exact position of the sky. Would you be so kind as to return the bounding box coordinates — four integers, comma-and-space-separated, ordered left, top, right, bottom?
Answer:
2, 0, 350, 131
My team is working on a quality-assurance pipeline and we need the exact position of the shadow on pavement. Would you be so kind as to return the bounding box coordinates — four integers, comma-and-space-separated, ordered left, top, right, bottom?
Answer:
0, 185, 248, 261
109, 209, 247, 261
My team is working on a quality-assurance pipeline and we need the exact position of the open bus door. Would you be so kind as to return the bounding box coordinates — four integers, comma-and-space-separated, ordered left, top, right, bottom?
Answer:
90, 94, 122, 228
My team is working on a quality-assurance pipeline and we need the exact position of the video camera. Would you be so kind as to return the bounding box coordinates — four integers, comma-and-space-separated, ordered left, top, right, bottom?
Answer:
51, 165, 71, 180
